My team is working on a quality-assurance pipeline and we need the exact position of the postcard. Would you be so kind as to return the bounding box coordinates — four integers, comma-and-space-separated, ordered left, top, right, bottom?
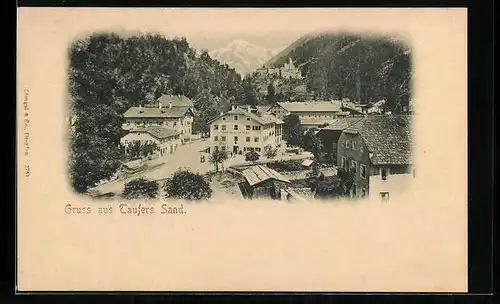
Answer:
17, 7, 468, 292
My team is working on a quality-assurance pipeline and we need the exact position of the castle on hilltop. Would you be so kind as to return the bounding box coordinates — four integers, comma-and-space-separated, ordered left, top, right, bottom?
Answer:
256, 58, 303, 80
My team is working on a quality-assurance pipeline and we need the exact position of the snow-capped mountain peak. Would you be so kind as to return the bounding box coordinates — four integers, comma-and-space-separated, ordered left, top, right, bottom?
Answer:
209, 40, 279, 76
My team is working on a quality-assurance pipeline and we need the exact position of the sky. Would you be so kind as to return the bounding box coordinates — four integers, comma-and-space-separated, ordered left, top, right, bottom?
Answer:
54, 8, 420, 52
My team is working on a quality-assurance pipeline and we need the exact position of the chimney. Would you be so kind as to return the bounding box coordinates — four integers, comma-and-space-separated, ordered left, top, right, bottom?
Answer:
169, 102, 172, 109
247, 107, 251, 113
139, 105, 142, 109
159, 102, 162, 109
231, 105, 235, 111
220, 112, 224, 116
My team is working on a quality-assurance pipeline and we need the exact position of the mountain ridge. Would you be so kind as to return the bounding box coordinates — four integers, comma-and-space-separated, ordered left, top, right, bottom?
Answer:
209, 40, 283, 76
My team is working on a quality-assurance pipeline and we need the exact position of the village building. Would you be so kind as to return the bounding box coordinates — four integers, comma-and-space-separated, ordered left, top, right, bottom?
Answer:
336, 114, 413, 201
238, 165, 292, 200
120, 126, 182, 157
266, 100, 348, 126
315, 117, 365, 161
256, 58, 303, 80
208, 105, 284, 155
341, 99, 386, 115
122, 95, 194, 143
299, 111, 353, 130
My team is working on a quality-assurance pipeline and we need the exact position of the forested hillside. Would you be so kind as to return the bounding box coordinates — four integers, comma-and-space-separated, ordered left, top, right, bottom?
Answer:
264, 32, 412, 111
68, 33, 250, 192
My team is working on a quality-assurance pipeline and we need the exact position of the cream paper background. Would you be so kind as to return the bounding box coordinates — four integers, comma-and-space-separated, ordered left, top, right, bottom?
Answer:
17, 8, 468, 292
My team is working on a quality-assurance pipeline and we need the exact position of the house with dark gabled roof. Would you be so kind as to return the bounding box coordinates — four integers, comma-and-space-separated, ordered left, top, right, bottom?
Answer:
315, 117, 365, 161
336, 114, 414, 201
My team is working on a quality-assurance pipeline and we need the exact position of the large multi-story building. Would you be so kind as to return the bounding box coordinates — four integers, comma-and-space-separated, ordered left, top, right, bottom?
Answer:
336, 114, 414, 201
267, 100, 345, 122
208, 106, 284, 155
122, 95, 194, 143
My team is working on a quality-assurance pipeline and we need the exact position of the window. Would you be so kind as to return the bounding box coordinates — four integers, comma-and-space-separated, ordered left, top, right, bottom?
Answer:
381, 167, 388, 180
350, 160, 357, 174
360, 164, 367, 179
340, 156, 346, 169
256, 148, 261, 152
351, 185, 357, 197
246, 125, 251, 130
213, 125, 218, 130
221, 136, 226, 141
246, 137, 250, 142
214, 136, 218, 141
222, 125, 226, 131
254, 137, 259, 142
345, 140, 350, 148
222, 117, 226, 120
173, 122, 177, 126
352, 142, 356, 150
234, 136, 238, 141
234, 125, 238, 130
380, 192, 390, 202
234, 115, 238, 120
246, 118, 250, 121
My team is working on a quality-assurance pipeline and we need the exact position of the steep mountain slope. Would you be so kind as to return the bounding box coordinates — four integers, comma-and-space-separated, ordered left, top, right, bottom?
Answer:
210, 40, 281, 76
262, 32, 412, 112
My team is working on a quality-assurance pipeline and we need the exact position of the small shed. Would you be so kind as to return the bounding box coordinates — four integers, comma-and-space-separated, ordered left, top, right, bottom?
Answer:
239, 165, 291, 200
121, 159, 147, 174
301, 158, 315, 168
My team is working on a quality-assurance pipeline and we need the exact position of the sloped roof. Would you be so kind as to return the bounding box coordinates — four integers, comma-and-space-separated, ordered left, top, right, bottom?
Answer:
123, 106, 192, 118
321, 117, 365, 131
242, 165, 291, 186
122, 159, 147, 169
276, 100, 342, 112
129, 127, 180, 139
157, 95, 194, 107
299, 117, 333, 125
208, 107, 284, 125
256, 105, 271, 113
344, 115, 413, 165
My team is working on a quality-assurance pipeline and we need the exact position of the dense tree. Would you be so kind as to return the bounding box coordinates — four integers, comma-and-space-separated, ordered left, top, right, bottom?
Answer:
163, 169, 212, 201
314, 170, 354, 199
282, 114, 304, 147
126, 141, 142, 159
263, 146, 278, 159
301, 129, 323, 160
122, 178, 159, 200
269, 33, 411, 111
245, 151, 260, 162
141, 142, 159, 157
266, 82, 278, 104
209, 149, 229, 172
69, 32, 244, 193
307, 162, 324, 192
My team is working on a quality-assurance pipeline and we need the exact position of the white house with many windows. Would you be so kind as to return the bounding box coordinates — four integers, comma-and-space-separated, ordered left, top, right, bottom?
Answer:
208, 106, 284, 155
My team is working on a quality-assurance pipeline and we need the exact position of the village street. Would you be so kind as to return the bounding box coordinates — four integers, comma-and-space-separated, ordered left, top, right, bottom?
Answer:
92, 138, 212, 196
91, 137, 314, 197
